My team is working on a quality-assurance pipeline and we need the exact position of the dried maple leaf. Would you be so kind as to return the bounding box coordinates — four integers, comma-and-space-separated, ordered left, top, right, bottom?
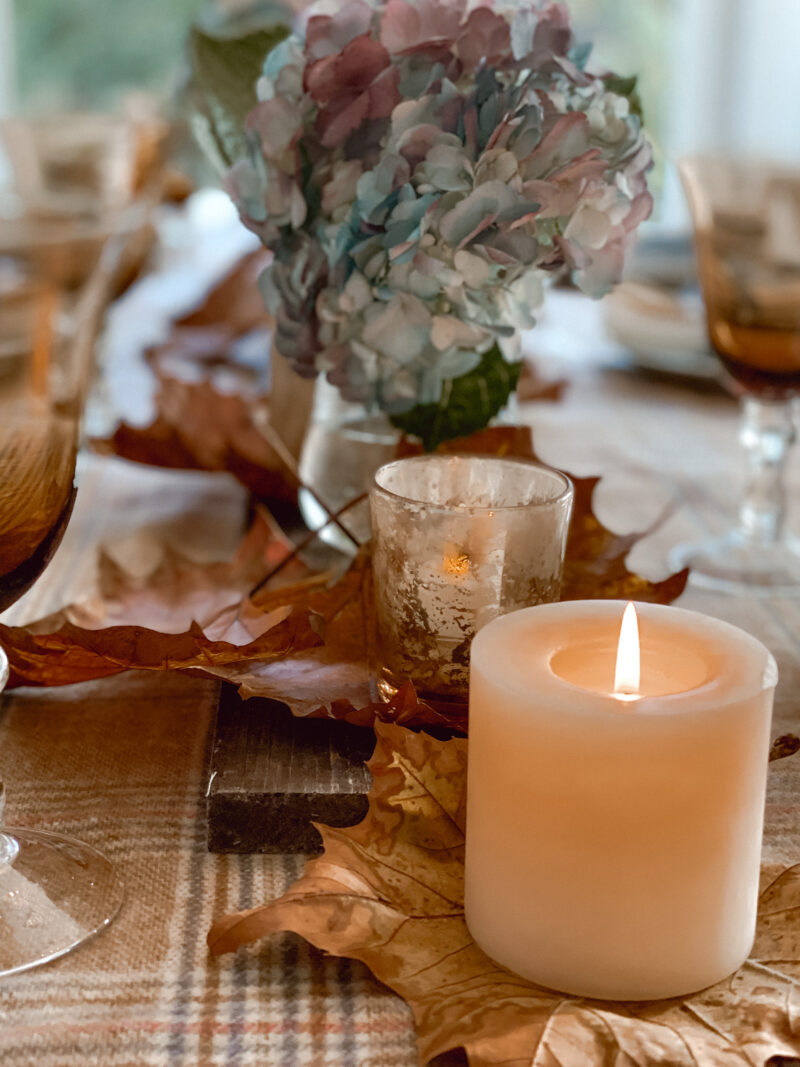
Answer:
429, 425, 689, 603
208, 723, 800, 1067
0, 605, 319, 689
561, 472, 689, 603
95, 507, 310, 631
211, 549, 376, 716
93, 247, 302, 503
0, 511, 318, 688
209, 548, 466, 732
93, 370, 295, 505
2, 422, 689, 732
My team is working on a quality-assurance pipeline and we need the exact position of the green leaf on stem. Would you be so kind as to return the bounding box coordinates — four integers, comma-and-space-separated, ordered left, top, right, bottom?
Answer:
186, 24, 289, 172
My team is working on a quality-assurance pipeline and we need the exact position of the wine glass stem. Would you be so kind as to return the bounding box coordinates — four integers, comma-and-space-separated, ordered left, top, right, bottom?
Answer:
738, 396, 795, 546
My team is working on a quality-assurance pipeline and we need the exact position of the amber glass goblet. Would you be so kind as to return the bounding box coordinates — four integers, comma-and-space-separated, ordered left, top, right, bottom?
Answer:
671, 157, 800, 594
0, 277, 122, 976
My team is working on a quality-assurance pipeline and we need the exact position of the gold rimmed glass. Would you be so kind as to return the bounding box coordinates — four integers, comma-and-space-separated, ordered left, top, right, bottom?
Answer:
671, 157, 800, 594
369, 454, 573, 704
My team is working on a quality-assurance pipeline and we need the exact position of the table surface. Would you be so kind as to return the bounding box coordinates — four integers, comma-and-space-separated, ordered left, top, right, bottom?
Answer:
2, 206, 800, 1067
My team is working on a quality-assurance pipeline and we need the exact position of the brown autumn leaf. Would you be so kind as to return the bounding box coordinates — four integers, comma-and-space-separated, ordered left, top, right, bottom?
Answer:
91, 506, 312, 630
211, 548, 376, 716
92, 246, 298, 503
771, 735, 800, 763
211, 550, 460, 731
202, 544, 466, 731
0, 511, 319, 688
174, 248, 270, 336
428, 425, 690, 603
515, 360, 567, 403
93, 369, 295, 505
208, 723, 800, 1067
0, 510, 460, 731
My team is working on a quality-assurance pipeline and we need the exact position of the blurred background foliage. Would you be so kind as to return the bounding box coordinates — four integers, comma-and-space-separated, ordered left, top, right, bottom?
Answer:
15, 0, 206, 110
12, 0, 675, 202
14, 0, 674, 128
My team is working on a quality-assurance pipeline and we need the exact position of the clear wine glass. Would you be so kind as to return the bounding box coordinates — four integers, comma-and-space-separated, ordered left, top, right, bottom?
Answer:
670, 156, 800, 594
0, 276, 123, 976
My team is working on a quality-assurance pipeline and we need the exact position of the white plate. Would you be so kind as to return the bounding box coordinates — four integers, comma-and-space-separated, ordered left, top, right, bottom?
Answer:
605, 282, 721, 382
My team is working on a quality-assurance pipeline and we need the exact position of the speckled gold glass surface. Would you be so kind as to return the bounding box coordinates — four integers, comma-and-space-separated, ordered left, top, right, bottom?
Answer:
369, 454, 573, 702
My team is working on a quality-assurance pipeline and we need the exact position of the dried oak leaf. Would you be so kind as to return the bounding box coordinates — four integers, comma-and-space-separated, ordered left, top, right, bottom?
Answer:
0, 512, 319, 688
208, 723, 800, 1067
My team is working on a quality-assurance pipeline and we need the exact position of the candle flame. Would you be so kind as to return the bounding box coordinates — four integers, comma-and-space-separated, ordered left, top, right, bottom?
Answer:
614, 602, 640, 699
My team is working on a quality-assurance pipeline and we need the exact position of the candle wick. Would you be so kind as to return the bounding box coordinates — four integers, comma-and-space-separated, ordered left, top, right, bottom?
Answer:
613, 690, 639, 703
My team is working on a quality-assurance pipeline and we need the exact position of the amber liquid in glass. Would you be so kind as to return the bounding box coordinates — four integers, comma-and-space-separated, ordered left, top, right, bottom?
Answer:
0, 415, 77, 611
706, 311, 800, 397
0, 282, 79, 611
697, 205, 800, 397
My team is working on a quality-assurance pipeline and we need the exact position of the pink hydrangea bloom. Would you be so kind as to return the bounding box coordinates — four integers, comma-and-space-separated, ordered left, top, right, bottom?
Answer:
221, 0, 654, 420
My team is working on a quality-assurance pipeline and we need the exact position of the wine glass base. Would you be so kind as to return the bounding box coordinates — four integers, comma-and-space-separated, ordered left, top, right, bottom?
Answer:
0, 826, 123, 977
669, 534, 800, 597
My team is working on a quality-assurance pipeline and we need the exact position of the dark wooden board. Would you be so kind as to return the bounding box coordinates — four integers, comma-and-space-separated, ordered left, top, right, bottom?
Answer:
206, 683, 375, 854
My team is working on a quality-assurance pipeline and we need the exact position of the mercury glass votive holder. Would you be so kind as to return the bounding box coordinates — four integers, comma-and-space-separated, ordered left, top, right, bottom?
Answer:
369, 454, 574, 704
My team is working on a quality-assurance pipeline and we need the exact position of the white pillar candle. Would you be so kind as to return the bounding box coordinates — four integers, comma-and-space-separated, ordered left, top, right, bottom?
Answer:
465, 600, 777, 1001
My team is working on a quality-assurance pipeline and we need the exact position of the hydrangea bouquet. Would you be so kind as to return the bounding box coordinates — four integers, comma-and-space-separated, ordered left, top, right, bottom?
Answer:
192, 0, 652, 449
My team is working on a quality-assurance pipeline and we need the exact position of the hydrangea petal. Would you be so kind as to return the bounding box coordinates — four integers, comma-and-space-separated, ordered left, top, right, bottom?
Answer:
305, 0, 375, 62
380, 0, 464, 57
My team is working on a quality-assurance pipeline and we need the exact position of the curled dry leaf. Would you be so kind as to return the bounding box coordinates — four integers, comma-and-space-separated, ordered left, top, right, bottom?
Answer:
208, 723, 800, 1067
212, 549, 376, 717
93, 371, 295, 505
92, 247, 298, 505
0, 605, 319, 689
0, 511, 319, 688
215, 549, 464, 731
771, 735, 800, 763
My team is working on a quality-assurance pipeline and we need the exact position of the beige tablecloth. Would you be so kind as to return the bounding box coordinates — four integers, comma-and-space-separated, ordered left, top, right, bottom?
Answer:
1, 288, 799, 1066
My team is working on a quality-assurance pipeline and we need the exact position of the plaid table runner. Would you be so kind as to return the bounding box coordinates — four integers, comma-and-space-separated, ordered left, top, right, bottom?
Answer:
0, 670, 419, 1067
2, 298, 800, 1064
